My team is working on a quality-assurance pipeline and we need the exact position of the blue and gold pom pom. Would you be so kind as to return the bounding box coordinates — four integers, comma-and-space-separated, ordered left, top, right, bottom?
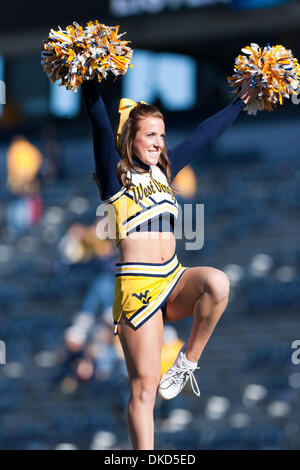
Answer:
228, 43, 300, 114
41, 20, 133, 91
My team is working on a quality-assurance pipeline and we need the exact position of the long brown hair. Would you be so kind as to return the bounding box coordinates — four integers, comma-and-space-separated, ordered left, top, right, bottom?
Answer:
116, 103, 172, 189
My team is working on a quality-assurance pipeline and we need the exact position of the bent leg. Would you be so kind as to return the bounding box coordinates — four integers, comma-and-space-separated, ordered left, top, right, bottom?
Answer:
118, 310, 164, 450
165, 267, 230, 363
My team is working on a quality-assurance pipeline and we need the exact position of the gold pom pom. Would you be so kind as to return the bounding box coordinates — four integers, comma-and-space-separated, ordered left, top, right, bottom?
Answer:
41, 20, 133, 91
228, 43, 300, 115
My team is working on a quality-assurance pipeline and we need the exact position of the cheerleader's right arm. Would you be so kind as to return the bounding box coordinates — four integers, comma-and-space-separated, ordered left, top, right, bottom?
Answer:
82, 77, 121, 200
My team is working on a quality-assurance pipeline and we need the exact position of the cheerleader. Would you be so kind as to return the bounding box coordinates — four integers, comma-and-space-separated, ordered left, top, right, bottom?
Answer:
81, 76, 258, 450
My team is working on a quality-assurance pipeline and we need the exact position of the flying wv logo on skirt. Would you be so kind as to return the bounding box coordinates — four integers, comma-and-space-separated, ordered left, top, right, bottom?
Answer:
132, 290, 152, 305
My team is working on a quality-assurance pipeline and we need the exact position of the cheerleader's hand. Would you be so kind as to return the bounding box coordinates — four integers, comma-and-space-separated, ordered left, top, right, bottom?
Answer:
240, 78, 259, 105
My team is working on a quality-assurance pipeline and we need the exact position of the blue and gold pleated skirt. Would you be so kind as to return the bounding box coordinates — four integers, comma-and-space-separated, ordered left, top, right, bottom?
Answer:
113, 254, 188, 335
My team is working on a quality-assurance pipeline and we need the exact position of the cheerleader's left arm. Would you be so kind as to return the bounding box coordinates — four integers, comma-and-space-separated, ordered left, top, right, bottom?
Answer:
168, 79, 257, 179
168, 97, 245, 180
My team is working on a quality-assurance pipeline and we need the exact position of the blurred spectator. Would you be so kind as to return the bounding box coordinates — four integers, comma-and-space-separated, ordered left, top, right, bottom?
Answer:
54, 216, 120, 385
59, 219, 116, 265
56, 309, 126, 388
173, 164, 197, 203
6, 135, 43, 237
61, 218, 117, 344
6, 135, 42, 196
6, 193, 43, 237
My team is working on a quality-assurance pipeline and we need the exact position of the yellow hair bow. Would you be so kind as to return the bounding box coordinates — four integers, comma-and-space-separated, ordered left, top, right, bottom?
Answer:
117, 98, 147, 144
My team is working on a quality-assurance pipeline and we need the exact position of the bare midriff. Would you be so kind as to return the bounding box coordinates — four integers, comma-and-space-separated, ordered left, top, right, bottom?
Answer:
118, 232, 176, 263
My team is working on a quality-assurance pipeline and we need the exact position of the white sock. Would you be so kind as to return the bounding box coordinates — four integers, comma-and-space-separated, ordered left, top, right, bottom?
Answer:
183, 353, 198, 368
178, 347, 198, 368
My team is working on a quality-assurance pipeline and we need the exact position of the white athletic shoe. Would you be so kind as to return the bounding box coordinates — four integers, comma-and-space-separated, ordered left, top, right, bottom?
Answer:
158, 348, 200, 400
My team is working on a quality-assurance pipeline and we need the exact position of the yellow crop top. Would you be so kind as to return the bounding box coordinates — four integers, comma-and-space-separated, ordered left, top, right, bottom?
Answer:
102, 165, 178, 245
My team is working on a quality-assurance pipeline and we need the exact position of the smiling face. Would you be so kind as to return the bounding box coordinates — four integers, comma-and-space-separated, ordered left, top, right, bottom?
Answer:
132, 117, 166, 166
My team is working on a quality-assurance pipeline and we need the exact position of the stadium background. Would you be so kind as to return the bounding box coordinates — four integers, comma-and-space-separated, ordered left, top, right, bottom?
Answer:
0, 0, 299, 450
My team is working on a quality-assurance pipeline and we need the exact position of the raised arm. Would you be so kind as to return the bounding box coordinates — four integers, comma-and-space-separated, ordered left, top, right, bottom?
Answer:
168, 97, 245, 180
81, 77, 121, 200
